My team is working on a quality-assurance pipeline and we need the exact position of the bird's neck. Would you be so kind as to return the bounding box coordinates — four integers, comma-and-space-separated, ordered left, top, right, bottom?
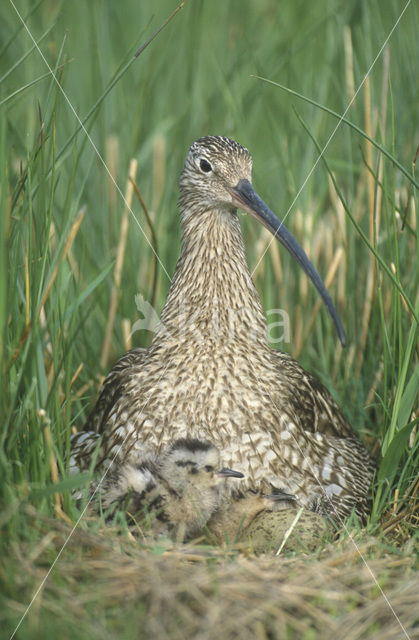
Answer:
154, 207, 269, 349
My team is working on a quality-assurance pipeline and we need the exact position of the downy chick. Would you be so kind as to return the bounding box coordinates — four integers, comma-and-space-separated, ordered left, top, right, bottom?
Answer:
97, 437, 244, 541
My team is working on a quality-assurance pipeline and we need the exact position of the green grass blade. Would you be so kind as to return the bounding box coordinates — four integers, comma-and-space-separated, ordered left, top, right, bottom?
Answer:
293, 108, 417, 323
254, 76, 419, 190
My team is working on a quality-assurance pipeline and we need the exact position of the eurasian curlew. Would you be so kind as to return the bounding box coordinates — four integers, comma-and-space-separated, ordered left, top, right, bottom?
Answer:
71, 135, 375, 524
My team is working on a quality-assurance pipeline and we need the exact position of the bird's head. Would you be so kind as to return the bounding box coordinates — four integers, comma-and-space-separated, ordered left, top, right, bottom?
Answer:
179, 135, 253, 215
160, 438, 244, 498
178, 135, 346, 346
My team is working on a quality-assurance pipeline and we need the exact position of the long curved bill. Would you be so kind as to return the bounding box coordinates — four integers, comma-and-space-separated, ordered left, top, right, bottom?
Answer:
230, 179, 346, 346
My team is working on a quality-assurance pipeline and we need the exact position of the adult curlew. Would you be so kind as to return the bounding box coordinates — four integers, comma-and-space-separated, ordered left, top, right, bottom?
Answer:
71, 136, 375, 523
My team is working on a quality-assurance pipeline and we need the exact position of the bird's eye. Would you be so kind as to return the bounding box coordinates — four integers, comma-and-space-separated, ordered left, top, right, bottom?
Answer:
199, 158, 212, 173
204, 465, 214, 473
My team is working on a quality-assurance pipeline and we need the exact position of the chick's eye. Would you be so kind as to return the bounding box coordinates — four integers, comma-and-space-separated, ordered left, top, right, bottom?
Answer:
204, 465, 214, 473
199, 158, 212, 173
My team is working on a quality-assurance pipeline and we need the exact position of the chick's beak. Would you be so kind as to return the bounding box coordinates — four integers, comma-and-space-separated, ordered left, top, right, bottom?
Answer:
264, 490, 297, 502
216, 467, 244, 479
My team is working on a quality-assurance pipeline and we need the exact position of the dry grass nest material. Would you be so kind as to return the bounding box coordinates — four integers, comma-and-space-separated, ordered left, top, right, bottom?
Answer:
3, 510, 418, 640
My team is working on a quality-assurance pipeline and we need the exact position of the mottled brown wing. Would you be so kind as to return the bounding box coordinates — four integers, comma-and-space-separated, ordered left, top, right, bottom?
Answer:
271, 349, 353, 438
86, 347, 147, 435
70, 348, 147, 473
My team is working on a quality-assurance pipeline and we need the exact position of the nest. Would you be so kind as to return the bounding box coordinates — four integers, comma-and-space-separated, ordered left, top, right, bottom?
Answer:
4, 509, 418, 640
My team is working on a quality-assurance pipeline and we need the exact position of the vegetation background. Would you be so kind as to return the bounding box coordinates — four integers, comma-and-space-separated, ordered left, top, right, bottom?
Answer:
0, 0, 417, 638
